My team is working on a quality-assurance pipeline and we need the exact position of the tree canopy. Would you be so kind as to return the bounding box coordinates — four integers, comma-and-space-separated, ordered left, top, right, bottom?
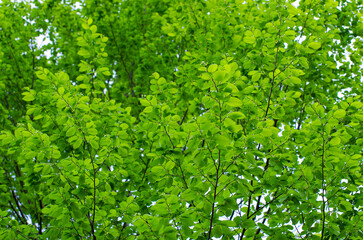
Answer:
0, 0, 362, 239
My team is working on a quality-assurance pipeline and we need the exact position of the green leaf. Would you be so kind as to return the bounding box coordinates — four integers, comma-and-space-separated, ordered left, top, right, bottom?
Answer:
261, 128, 272, 137
78, 49, 90, 57
143, 106, 153, 113
244, 35, 255, 44
340, 200, 352, 211
251, 72, 261, 82
82, 23, 89, 30
304, 167, 313, 182
100, 137, 111, 147
308, 42, 321, 50
242, 85, 254, 94
66, 127, 77, 137
165, 161, 175, 170
330, 137, 341, 146
285, 30, 295, 36
213, 70, 225, 82
23, 93, 35, 102
151, 166, 164, 175
58, 87, 65, 95
152, 72, 160, 79
90, 139, 99, 150
53, 150, 61, 159
90, 25, 97, 33
201, 72, 211, 80
88, 128, 98, 135
290, 76, 302, 85
351, 101, 363, 109
226, 97, 242, 107
139, 98, 151, 106
157, 77, 166, 85
229, 112, 245, 119
25, 151, 36, 160
73, 138, 83, 149
208, 64, 218, 73
333, 109, 346, 118
181, 190, 195, 201
42, 164, 52, 175
275, 106, 285, 118
215, 134, 230, 146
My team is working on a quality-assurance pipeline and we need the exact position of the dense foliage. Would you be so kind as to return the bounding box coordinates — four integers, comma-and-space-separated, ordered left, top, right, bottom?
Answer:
1, 0, 362, 239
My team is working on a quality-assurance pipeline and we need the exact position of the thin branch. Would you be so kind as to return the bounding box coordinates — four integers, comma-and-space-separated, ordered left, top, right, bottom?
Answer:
8, 201, 26, 225
207, 149, 221, 240
321, 127, 326, 240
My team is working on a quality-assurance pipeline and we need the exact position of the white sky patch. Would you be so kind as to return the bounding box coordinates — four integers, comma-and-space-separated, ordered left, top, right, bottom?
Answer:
292, 0, 300, 7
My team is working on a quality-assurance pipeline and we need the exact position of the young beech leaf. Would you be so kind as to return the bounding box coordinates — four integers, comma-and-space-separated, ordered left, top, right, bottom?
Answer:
334, 109, 346, 118
23, 94, 35, 102
226, 97, 242, 107
66, 127, 77, 137
229, 112, 245, 120
330, 137, 341, 146
308, 42, 321, 50
152, 72, 160, 79
143, 106, 153, 113
58, 87, 65, 95
73, 138, 83, 149
242, 85, 254, 94
213, 70, 225, 82
90, 139, 99, 149
157, 77, 166, 85
208, 64, 218, 73
215, 134, 230, 146
165, 161, 175, 170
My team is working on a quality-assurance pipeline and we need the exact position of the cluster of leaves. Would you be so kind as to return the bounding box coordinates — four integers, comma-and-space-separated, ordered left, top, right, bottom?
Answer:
0, 0, 362, 239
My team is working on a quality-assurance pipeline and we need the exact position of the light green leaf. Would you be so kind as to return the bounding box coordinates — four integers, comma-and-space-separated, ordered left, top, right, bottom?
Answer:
90, 25, 97, 33
151, 166, 164, 175
330, 137, 341, 146
88, 128, 98, 135
242, 85, 254, 94
73, 138, 83, 149
229, 112, 245, 119
261, 128, 272, 137
208, 64, 218, 73
244, 36, 255, 44
23, 93, 35, 102
157, 77, 166, 85
66, 127, 77, 137
90, 139, 99, 149
308, 42, 321, 50
251, 72, 261, 82
78, 49, 90, 57
285, 30, 295, 36
215, 134, 230, 146
53, 150, 61, 159
290, 77, 301, 85
58, 87, 65, 95
152, 72, 160, 79
213, 70, 225, 82
201, 72, 211, 80
143, 106, 153, 113
334, 109, 346, 118
304, 167, 313, 182
165, 161, 175, 170
226, 97, 242, 107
